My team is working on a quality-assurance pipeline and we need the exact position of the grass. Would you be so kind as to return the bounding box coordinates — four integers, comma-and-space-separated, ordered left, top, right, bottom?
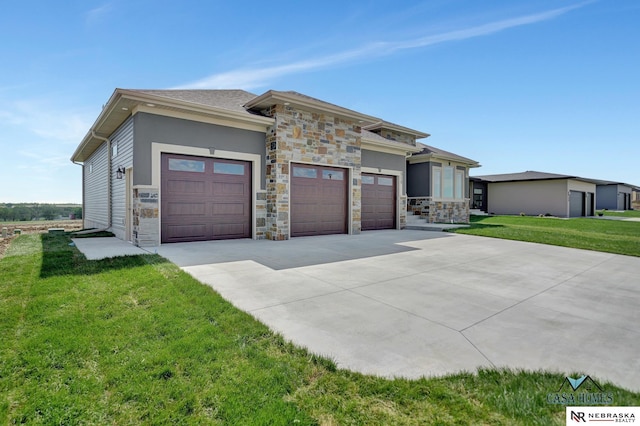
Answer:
452, 215, 640, 257
1, 234, 639, 424
597, 209, 640, 217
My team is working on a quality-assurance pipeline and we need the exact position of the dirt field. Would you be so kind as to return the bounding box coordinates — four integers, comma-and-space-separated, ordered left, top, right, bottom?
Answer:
0, 220, 83, 259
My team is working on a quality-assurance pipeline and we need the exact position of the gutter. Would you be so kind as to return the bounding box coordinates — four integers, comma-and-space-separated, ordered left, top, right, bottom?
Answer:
72, 160, 85, 228
91, 130, 112, 230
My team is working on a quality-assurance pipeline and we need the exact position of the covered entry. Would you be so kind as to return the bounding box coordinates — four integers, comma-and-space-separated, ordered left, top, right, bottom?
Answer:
161, 154, 251, 243
291, 164, 348, 237
361, 173, 396, 230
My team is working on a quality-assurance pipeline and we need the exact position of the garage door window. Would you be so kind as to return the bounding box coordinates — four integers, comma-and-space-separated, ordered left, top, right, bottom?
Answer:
214, 162, 245, 175
168, 158, 205, 173
378, 177, 393, 186
293, 166, 317, 178
362, 175, 375, 184
322, 170, 344, 180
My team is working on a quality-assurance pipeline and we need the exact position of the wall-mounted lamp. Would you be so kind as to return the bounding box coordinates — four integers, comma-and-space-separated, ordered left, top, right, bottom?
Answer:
116, 166, 125, 179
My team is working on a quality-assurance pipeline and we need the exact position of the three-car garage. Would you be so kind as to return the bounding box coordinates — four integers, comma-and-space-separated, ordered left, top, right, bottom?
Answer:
161, 155, 398, 243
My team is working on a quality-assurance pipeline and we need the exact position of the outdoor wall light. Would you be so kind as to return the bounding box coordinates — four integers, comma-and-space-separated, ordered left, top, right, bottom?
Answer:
116, 166, 125, 179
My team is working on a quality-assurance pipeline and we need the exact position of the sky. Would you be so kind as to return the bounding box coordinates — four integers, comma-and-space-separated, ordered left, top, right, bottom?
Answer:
0, 0, 638, 203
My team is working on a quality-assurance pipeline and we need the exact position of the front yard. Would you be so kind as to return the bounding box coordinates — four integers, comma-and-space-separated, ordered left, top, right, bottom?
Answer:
452, 215, 640, 257
1, 233, 639, 424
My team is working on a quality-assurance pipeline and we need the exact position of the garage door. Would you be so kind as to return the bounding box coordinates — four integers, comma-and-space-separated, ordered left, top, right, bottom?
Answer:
569, 190, 585, 217
161, 154, 251, 243
362, 173, 396, 230
291, 164, 348, 237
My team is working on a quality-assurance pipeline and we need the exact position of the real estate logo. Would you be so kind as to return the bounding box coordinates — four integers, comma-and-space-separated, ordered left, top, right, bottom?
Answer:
566, 406, 639, 424
547, 375, 614, 405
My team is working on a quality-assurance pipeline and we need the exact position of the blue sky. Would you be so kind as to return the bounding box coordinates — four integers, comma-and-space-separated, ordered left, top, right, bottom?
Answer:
1, 0, 638, 203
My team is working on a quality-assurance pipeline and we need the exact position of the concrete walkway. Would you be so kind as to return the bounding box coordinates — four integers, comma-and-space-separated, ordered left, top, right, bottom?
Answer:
156, 231, 640, 391
73, 231, 640, 391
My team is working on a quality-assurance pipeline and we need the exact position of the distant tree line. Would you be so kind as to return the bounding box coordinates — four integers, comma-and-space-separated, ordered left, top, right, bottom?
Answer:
0, 203, 82, 222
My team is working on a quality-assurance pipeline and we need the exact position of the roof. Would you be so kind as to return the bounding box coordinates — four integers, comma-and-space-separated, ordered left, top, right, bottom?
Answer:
472, 171, 596, 183
72, 88, 430, 162
128, 89, 259, 114
244, 90, 381, 124
409, 142, 480, 167
361, 129, 423, 153
363, 120, 430, 139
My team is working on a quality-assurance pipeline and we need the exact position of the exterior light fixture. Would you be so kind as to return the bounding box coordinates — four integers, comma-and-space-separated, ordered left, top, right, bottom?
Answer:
116, 166, 125, 179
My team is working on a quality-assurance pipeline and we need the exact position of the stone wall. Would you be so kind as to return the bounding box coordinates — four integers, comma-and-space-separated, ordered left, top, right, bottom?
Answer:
262, 104, 362, 240
255, 190, 267, 239
407, 197, 470, 223
132, 187, 159, 247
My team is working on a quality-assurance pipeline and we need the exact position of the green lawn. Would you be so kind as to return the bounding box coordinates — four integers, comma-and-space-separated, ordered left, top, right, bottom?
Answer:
597, 209, 640, 218
454, 215, 640, 257
1, 234, 638, 424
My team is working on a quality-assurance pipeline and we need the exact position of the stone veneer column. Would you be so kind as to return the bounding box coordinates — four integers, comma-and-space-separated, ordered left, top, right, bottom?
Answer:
262, 104, 362, 240
132, 187, 159, 247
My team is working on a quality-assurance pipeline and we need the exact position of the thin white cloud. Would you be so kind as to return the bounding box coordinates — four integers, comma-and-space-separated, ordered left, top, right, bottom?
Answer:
0, 99, 92, 144
86, 3, 113, 25
175, 2, 591, 90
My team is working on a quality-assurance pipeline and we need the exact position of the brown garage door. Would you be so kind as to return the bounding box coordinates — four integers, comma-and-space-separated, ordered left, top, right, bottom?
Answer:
361, 173, 396, 230
161, 154, 251, 243
291, 164, 348, 237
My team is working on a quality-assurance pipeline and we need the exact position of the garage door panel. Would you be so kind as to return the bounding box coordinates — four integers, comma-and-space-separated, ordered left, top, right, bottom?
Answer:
212, 182, 247, 196
165, 202, 207, 216
362, 173, 396, 231
164, 224, 209, 242
166, 179, 206, 194
161, 154, 251, 243
211, 202, 246, 216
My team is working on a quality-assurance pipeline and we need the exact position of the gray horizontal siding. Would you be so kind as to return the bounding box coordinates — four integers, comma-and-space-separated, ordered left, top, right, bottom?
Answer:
110, 117, 134, 240
84, 142, 109, 229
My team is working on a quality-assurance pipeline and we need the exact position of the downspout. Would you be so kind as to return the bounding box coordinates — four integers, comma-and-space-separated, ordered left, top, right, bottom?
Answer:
91, 130, 112, 230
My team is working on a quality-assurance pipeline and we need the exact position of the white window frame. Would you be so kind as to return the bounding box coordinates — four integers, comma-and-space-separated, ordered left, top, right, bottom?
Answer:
432, 165, 467, 200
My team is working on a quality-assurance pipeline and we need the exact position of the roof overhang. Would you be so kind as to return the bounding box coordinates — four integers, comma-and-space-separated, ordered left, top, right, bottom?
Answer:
363, 121, 430, 139
71, 89, 274, 163
361, 134, 422, 155
408, 152, 481, 168
244, 90, 380, 125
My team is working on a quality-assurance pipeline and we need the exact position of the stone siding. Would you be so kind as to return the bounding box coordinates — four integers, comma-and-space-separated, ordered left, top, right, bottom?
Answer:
407, 197, 469, 223
255, 190, 267, 239
132, 187, 159, 247
262, 104, 362, 240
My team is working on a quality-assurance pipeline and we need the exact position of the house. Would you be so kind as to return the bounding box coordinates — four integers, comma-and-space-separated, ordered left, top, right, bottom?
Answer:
593, 180, 636, 211
71, 89, 477, 246
406, 143, 480, 223
470, 171, 598, 217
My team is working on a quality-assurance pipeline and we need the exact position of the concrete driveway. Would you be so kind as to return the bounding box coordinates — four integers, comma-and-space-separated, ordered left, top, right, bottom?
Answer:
155, 231, 640, 391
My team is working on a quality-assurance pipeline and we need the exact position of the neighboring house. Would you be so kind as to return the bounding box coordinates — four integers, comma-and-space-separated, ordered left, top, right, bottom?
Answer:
633, 189, 640, 211
71, 89, 474, 246
470, 171, 598, 217
406, 143, 480, 223
593, 180, 636, 211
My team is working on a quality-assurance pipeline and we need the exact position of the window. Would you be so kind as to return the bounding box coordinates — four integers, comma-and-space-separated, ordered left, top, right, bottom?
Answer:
433, 166, 466, 199
443, 167, 454, 198
378, 177, 393, 186
433, 168, 441, 198
214, 162, 245, 175
322, 169, 344, 180
168, 158, 205, 172
89, 162, 93, 173
362, 175, 375, 185
293, 166, 317, 178
112, 142, 118, 158
455, 170, 464, 199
